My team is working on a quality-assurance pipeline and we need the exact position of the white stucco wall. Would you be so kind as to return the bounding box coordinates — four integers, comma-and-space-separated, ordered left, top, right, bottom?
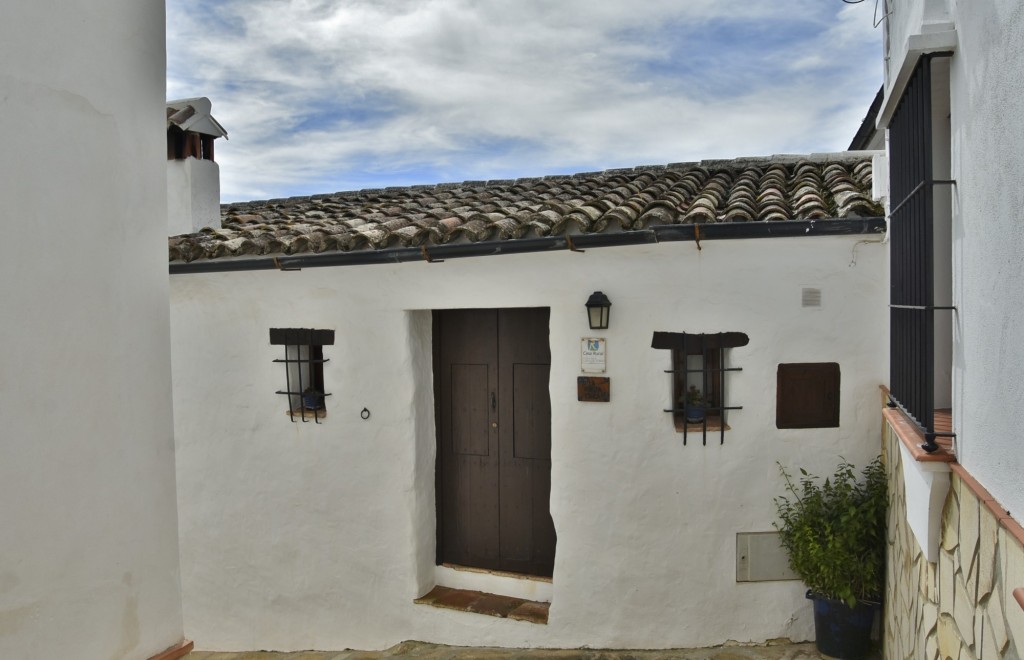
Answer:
171, 234, 887, 651
884, 0, 1024, 518
0, 4, 183, 660
168, 158, 222, 235
883, 0, 953, 89
944, 0, 1024, 516
878, 0, 956, 129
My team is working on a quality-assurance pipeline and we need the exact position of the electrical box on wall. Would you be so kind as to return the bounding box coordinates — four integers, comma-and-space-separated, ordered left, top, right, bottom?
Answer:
736, 532, 798, 582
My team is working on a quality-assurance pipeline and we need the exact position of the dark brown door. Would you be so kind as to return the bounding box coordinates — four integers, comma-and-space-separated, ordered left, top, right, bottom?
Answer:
435, 308, 555, 577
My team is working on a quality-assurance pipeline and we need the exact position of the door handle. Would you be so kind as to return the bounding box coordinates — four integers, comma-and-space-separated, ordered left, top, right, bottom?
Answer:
491, 391, 496, 411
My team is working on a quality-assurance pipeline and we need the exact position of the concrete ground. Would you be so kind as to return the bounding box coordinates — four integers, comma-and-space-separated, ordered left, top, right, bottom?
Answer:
186, 639, 878, 659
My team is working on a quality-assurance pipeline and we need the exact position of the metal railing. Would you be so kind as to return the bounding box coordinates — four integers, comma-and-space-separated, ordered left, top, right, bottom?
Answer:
887, 53, 955, 452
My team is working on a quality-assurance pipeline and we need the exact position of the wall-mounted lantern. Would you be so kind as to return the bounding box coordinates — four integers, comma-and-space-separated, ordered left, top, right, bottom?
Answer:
586, 291, 612, 330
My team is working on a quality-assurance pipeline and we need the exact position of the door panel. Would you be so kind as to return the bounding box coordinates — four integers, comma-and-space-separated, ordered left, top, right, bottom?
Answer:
437, 309, 499, 570
436, 307, 555, 577
451, 364, 491, 456
512, 363, 551, 460
498, 308, 554, 576
449, 453, 500, 566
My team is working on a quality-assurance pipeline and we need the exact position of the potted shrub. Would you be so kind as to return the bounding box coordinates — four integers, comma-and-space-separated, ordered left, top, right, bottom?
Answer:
774, 457, 887, 659
684, 385, 706, 423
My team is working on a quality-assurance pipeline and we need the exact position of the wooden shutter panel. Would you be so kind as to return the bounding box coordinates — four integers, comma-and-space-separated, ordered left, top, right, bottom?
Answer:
776, 363, 840, 429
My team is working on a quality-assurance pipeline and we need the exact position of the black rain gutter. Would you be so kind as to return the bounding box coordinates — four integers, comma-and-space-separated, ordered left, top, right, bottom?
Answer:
169, 217, 885, 274
849, 86, 884, 151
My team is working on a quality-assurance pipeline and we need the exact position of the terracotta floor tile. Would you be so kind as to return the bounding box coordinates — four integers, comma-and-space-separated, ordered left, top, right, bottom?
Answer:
466, 593, 526, 618
414, 584, 453, 605
507, 601, 550, 624
422, 586, 484, 612
415, 586, 552, 623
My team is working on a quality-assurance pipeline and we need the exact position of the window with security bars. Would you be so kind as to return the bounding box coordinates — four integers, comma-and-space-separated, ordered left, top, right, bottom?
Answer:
887, 52, 955, 452
652, 331, 748, 445
270, 328, 334, 423
672, 348, 723, 431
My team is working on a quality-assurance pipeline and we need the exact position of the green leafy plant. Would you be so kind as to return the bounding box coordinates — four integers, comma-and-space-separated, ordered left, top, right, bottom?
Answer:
773, 456, 887, 608
685, 385, 705, 406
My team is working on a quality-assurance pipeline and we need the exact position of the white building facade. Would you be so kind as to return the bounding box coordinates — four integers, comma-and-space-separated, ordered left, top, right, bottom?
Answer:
0, 3, 185, 660
169, 156, 890, 651
879, 0, 1024, 656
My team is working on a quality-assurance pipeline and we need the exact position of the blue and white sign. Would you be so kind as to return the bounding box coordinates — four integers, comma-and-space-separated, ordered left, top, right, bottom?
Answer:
581, 337, 607, 373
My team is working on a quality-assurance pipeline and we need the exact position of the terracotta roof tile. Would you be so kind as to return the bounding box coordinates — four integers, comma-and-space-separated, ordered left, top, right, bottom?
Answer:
168, 152, 884, 263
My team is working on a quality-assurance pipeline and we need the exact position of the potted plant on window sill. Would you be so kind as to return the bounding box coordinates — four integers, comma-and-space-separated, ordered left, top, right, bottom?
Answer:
684, 385, 706, 423
774, 457, 887, 660
301, 387, 325, 411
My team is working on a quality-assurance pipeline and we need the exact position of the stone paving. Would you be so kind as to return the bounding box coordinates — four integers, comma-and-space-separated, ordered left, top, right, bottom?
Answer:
186, 639, 863, 660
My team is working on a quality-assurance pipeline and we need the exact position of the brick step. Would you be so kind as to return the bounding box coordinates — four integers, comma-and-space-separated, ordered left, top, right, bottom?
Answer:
414, 585, 549, 624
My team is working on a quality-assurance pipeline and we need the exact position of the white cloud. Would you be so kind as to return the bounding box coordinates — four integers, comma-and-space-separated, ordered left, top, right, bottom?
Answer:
167, 0, 883, 201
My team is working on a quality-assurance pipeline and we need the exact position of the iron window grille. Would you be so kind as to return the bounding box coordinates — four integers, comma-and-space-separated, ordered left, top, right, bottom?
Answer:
652, 332, 748, 446
887, 52, 956, 452
672, 348, 723, 431
270, 328, 334, 423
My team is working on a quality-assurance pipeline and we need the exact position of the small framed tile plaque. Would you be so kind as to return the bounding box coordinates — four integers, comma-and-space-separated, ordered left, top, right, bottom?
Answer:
577, 376, 610, 402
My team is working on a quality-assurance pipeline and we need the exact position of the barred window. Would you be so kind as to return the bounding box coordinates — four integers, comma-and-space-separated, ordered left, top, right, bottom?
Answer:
672, 347, 724, 432
652, 332, 748, 445
270, 328, 334, 423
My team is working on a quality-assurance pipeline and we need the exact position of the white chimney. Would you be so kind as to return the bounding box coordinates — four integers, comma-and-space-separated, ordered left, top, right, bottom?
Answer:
166, 97, 227, 235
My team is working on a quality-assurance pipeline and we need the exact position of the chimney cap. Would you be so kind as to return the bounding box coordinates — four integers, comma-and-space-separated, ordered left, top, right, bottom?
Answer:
166, 97, 228, 140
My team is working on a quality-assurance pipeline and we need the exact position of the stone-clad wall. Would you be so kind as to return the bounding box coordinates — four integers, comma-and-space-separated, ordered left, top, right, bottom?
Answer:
884, 422, 1024, 658
884, 420, 939, 657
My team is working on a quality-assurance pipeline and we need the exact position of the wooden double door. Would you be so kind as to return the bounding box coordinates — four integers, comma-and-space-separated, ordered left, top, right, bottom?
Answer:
434, 308, 555, 577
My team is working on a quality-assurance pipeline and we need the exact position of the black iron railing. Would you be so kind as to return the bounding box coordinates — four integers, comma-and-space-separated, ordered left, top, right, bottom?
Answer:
887, 53, 955, 452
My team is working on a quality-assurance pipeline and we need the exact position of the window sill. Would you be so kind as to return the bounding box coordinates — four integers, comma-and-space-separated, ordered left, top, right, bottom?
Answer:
287, 409, 327, 421
674, 415, 730, 433
883, 407, 954, 463
886, 404, 1024, 562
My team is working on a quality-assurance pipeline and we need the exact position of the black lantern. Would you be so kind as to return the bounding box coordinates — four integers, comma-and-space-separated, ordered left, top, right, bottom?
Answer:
585, 291, 612, 330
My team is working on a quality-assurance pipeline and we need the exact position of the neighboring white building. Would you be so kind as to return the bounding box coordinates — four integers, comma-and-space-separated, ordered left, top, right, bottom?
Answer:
167, 97, 228, 237
167, 154, 890, 651
879, 0, 1024, 657
0, 4, 186, 660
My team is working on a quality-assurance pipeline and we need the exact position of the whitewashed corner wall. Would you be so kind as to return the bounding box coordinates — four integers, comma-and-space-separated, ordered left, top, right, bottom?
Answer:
943, 0, 1024, 518
0, 3, 183, 660
886, 0, 1024, 517
171, 234, 887, 651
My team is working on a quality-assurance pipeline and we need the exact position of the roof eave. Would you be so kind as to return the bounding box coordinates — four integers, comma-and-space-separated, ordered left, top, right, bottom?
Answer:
169, 217, 886, 275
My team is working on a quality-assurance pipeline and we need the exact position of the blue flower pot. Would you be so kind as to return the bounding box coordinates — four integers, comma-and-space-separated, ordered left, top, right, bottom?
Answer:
807, 591, 880, 659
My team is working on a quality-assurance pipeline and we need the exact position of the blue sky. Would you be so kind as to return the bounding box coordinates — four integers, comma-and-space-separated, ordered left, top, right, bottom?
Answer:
167, 0, 883, 202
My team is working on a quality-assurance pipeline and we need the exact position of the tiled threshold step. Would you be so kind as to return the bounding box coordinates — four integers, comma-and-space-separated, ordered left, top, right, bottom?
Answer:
415, 586, 549, 624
